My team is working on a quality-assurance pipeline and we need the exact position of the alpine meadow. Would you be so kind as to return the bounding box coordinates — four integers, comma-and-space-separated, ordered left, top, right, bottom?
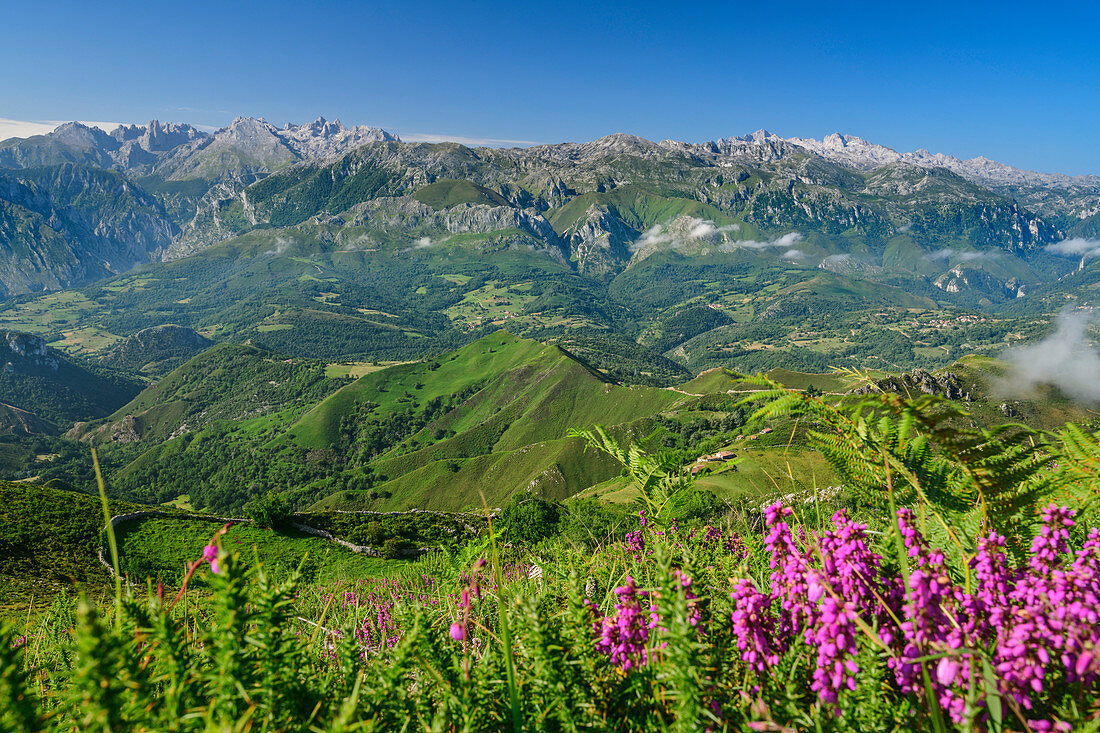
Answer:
2, 2, 1100, 730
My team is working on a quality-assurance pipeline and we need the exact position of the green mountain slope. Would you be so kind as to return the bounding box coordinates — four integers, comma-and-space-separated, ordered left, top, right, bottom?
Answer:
0, 331, 141, 429
70, 342, 342, 444
98, 324, 212, 376
291, 332, 684, 510
49, 333, 700, 514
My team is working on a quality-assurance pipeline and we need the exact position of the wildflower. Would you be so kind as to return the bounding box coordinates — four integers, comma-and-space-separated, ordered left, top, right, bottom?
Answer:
449, 622, 466, 641
203, 543, 221, 574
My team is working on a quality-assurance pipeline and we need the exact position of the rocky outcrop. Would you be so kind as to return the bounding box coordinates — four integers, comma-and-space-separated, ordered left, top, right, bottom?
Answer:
933, 266, 1030, 299
560, 204, 636, 274
853, 368, 971, 401
277, 116, 398, 159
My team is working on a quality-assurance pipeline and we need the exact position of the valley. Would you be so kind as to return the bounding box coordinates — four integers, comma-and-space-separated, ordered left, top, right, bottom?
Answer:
2, 119, 1100, 732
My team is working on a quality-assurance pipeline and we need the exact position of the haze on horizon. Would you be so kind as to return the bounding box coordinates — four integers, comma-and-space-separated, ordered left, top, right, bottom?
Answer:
2, 0, 1099, 175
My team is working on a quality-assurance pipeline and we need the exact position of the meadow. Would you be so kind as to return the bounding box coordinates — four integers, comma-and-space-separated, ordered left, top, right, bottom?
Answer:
3, 382, 1100, 731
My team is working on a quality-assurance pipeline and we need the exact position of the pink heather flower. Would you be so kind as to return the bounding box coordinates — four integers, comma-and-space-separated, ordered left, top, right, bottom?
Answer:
449, 622, 466, 641
936, 656, 961, 686
203, 544, 222, 574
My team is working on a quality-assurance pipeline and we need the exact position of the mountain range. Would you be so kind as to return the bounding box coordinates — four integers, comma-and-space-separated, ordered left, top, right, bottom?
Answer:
1, 116, 1099, 415
1, 117, 1097, 297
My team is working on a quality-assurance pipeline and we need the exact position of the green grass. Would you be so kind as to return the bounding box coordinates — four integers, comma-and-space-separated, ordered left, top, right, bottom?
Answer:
292, 332, 687, 510
579, 446, 835, 506
324, 361, 413, 379
116, 517, 407, 586
677, 368, 740, 394
412, 178, 509, 209
0, 479, 151, 585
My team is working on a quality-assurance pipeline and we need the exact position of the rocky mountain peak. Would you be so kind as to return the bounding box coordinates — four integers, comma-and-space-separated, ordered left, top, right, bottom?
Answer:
48, 122, 118, 150
109, 120, 207, 152
275, 117, 399, 158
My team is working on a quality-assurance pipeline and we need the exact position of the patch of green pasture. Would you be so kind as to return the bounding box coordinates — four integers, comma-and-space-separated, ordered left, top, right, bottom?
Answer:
116, 517, 412, 587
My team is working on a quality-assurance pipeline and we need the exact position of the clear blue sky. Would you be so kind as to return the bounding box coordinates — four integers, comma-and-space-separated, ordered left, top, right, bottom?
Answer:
2, 0, 1098, 174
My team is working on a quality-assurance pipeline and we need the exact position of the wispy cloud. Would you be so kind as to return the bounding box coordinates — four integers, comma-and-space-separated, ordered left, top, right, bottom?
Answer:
1046, 238, 1100, 259
629, 218, 742, 252
718, 230, 804, 252
263, 236, 296, 256
924, 248, 999, 263
400, 132, 543, 147
0, 117, 124, 140
629, 217, 805, 261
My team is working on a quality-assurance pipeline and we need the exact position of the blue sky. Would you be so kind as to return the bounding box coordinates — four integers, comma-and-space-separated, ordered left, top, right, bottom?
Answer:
2, 0, 1098, 174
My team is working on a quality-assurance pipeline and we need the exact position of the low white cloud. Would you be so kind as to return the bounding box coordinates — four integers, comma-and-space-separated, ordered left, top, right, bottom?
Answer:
821, 253, 851, 265
631, 224, 669, 251
263, 236, 295, 256
628, 217, 744, 252
718, 231, 805, 253
924, 248, 998, 263
689, 220, 718, 238
413, 236, 434, 249
0, 118, 124, 140
781, 248, 805, 260
1046, 238, 1100, 259
1000, 309, 1100, 404
400, 132, 543, 147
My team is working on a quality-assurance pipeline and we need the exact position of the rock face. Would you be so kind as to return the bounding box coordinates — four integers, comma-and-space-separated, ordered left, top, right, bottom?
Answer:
277, 117, 398, 159
853, 368, 971, 402
0, 164, 177, 295
3, 332, 58, 371
0, 119, 1094, 296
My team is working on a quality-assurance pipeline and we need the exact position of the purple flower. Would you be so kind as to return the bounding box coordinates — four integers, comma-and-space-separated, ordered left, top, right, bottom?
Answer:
449, 622, 466, 641
202, 543, 222, 574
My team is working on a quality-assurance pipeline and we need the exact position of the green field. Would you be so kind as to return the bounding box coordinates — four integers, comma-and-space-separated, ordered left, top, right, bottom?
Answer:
116, 517, 405, 586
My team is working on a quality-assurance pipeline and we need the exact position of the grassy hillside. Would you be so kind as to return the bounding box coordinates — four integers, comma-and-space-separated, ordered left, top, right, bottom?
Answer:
0, 480, 149, 584
288, 332, 686, 510
31, 329, 1100, 518
73, 342, 343, 444
116, 517, 400, 586
413, 178, 510, 209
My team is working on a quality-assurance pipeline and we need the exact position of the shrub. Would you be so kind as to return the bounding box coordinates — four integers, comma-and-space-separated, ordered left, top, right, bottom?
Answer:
381, 537, 411, 558
666, 487, 722, 522
499, 495, 562, 545
244, 491, 293, 529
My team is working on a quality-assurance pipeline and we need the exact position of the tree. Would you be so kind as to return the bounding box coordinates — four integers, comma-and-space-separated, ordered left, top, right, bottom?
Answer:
244, 491, 293, 529
499, 495, 562, 545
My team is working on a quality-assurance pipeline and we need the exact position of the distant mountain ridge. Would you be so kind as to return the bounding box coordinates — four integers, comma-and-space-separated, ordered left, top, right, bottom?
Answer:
0, 115, 1096, 304
0, 116, 399, 175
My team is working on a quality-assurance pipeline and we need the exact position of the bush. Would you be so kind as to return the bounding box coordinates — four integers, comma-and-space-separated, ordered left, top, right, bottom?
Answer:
381, 537, 412, 558
560, 498, 633, 549
244, 491, 293, 529
347, 520, 387, 546
666, 488, 723, 522
500, 495, 562, 545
